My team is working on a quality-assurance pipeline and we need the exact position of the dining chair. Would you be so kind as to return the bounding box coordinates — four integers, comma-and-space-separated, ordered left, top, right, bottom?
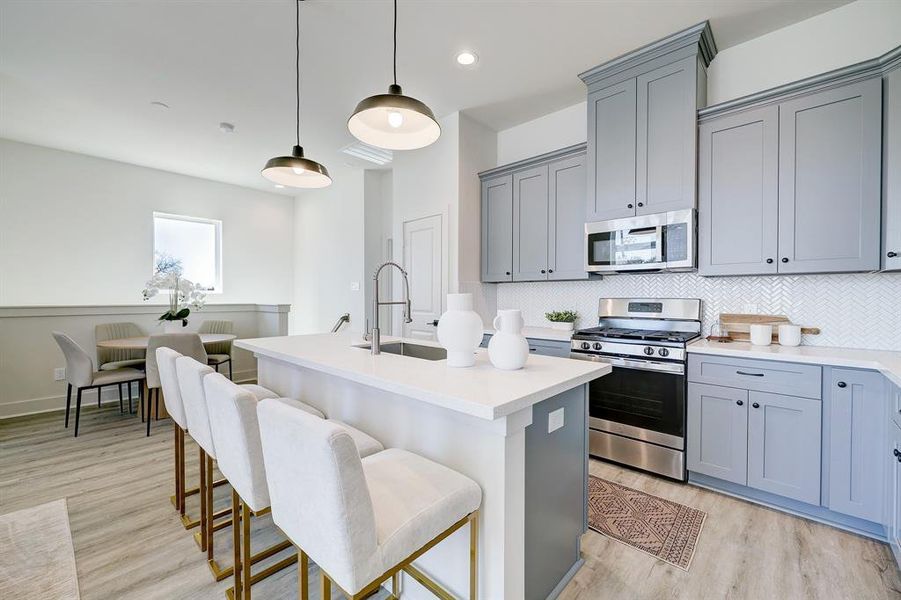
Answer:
95, 322, 146, 414
257, 398, 481, 600
198, 320, 234, 379
145, 334, 207, 437
51, 332, 146, 437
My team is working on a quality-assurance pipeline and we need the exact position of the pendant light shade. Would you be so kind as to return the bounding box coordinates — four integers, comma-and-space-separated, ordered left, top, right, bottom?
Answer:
262, 0, 331, 189
262, 145, 331, 188
348, 0, 440, 150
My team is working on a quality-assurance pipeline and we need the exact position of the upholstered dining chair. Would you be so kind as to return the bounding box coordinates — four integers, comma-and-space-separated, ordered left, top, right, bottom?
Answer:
51, 332, 146, 437
257, 398, 481, 600
198, 320, 234, 379
145, 334, 207, 437
95, 322, 146, 414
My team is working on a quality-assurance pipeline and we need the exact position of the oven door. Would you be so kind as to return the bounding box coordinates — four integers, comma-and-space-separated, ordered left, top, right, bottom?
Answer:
572, 353, 685, 449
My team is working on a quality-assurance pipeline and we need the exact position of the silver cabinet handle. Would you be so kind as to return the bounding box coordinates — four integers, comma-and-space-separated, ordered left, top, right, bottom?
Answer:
736, 370, 764, 377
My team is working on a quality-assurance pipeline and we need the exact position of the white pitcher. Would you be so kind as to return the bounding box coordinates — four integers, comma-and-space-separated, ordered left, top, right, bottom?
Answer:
488, 309, 529, 370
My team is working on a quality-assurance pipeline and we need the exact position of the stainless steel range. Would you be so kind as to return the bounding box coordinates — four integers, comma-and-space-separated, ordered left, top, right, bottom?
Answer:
570, 298, 702, 481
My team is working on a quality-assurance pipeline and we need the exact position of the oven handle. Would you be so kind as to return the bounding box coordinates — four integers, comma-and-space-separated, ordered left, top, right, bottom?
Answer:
569, 352, 685, 375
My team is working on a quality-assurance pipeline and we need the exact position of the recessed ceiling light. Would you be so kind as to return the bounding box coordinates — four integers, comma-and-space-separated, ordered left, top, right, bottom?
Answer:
274, 184, 285, 189
456, 51, 478, 66
150, 101, 170, 110
219, 122, 235, 134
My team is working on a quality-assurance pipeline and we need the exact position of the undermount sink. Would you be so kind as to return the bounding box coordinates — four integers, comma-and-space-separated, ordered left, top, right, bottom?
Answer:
355, 341, 447, 361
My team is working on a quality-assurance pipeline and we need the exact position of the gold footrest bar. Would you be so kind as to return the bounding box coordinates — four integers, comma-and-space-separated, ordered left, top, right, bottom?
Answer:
214, 539, 295, 585
193, 508, 236, 549
170, 478, 228, 507
403, 564, 454, 600
224, 552, 297, 600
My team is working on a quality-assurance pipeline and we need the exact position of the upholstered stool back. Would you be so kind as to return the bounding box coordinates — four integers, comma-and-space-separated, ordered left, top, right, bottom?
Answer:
176, 356, 217, 458
257, 398, 379, 589
155, 347, 189, 430
147, 334, 207, 390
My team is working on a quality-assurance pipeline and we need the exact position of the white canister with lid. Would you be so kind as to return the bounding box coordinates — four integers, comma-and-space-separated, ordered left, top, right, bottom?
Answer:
778, 324, 802, 347
749, 324, 773, 346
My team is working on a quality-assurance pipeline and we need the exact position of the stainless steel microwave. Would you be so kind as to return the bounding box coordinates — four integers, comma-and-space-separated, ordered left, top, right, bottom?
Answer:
584, 209, 696, 273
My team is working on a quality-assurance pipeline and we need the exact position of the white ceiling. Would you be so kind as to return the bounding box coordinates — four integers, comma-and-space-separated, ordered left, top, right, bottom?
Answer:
0, 0, 850, 194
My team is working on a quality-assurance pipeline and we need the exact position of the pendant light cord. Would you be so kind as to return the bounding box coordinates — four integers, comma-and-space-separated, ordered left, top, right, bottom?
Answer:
393, 0, 397, 85
295, 0, 301, 147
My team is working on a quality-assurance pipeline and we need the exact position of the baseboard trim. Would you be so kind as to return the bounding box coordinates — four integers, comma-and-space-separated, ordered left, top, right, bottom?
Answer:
0, 369, 257, 419
546, 557, 584, 600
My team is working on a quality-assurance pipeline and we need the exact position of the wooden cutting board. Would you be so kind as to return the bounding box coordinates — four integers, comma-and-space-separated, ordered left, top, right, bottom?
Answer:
719, 313, 820, 343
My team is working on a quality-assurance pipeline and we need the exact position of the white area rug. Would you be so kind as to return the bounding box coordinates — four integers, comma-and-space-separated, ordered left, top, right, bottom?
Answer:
0, 498, 80, 599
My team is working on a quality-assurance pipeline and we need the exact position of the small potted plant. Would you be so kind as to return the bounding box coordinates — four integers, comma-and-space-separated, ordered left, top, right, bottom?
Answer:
142, 253, 207, 333
545, 310, 578, 332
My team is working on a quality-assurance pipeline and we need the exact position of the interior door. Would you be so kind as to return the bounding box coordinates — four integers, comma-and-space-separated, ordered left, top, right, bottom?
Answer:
403, 214, 443, 341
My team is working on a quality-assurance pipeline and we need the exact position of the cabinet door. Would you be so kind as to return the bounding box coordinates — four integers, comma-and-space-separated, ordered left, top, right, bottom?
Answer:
548, 153, 588, 281
826, 369, 886, 523
636, 57, 697, 216
884, 66, 901, 271
480, 174, 513, 282
586, 79, 637, 221
512, 165, 550, 281
747, 391, 821, 504
890, 422, 901, 558
778, 78, 882, 273
698, 106, 779, 276
687, 383, 748, 485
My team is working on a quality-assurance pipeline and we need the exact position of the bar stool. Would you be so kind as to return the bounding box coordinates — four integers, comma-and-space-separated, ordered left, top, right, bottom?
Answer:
145, 334, 207, 437
257, 398, 482, 600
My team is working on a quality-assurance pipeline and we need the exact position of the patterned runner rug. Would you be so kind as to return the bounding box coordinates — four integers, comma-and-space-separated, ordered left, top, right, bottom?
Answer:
587, 476, 706, 570
0, 498, 80, 599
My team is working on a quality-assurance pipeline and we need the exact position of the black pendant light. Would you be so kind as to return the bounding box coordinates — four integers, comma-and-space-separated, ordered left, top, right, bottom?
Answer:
347, 0, 440, 150
262, 0, 331, 188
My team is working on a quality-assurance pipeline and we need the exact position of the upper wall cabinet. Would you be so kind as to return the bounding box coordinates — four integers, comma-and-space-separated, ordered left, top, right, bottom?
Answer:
699, 54, 891, 276
479, 145, 589, 283
581, 22, 716, 223
884, 49, 901, 272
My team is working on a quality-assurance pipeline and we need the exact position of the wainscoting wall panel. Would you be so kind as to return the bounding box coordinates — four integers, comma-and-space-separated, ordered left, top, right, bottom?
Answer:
497, 272, 901, 351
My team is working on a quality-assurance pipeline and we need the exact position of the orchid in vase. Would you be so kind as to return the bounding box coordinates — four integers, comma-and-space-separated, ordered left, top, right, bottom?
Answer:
142, 253, 207, 330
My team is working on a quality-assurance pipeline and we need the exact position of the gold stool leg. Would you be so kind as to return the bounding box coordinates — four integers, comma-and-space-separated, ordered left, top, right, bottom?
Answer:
242, 500, 251, 599
298, 550, 309, 600
391, 573, 400, 598
320, 572, 331, 600
199, 448, 208, 552
470, 509, 479, 600
232, 490, 242, 600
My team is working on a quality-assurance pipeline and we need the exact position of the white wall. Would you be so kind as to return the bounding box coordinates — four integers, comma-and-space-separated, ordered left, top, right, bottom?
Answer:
496, 102, 586, 166
291, 166, 366, 335
363, 169, 393, 332
708, 0, 901, 105
0, 139, 294, 306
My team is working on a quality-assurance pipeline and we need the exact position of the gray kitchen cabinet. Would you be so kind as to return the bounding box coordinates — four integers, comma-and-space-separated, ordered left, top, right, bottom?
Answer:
548, 154, 588, 280
480, 174, 513, 282
513, 166, 550, 281
636, 57, 698, 216
479, 144, 588, 283
747, 391, 822, 505
586, 79, 637, 222
687, 383, 749, 485
892, 383, 901, 431
890, 421, 901, 562
884, 53, 901, 271
778, 78, 882, 274
698, 105, 779, 276
825, 368, 886, 523
479, 334, 571, 358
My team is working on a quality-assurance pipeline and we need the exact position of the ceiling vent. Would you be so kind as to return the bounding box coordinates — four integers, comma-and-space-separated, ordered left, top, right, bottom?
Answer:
340, 141, 393, 166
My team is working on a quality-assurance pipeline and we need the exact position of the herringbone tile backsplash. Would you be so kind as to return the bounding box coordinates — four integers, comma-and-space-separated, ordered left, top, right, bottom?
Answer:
496, 272, 901, 351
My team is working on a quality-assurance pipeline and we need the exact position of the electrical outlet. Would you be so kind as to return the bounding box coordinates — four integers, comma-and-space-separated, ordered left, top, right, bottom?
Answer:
350, 281, 360, 291
53, 367, 66, 381
548, 407, 565, 433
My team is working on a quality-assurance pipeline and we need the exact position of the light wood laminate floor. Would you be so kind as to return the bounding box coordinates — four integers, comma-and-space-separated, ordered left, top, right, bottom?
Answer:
2, 406, 899, 599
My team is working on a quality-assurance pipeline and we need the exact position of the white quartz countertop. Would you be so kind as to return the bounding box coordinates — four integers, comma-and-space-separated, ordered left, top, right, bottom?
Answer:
688, 339, 901, 388
483, 326, 573, 342
236, 333, 608, 420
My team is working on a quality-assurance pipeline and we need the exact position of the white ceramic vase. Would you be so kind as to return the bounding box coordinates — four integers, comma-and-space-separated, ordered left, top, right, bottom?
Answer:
488, 309, 530, 370
437, 293, 484, 368
162, 320, 184, 334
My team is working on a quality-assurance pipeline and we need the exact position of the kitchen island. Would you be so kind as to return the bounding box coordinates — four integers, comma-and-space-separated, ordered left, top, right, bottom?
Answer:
235, 332, 610, 600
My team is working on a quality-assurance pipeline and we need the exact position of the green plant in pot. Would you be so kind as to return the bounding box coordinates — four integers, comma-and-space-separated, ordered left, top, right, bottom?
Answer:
142, 253, 207, 332
545, 310, 578, 332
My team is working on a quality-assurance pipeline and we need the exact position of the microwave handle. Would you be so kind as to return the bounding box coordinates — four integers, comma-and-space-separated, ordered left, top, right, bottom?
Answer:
655, 225, 664, 263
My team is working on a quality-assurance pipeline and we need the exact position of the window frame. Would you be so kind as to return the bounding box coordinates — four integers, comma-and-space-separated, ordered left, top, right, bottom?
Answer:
152, 211, 223, 294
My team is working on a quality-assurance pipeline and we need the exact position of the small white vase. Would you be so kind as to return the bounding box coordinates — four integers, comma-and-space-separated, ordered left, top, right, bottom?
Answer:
437, 293, 484, 368
488, 309, 530, 370
162, 320, 184, 334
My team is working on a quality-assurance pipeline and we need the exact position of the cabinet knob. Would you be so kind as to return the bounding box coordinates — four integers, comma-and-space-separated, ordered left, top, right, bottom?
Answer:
548, 269, 553, 273
766, 258, 774, 264
736, 400, 744, 406
752, 402, 760, 409
627, 203, 634, 209
889, 251, 899, 258
540, 269, 546, 274
893, 449, 900, 457
637, 202, 644, 207
781, 257, 789, 263
505, 271, 511, 276
837, 381, 847, 388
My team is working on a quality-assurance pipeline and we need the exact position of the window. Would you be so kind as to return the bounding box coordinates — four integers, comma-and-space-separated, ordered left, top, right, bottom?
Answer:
153, 212, 222, 292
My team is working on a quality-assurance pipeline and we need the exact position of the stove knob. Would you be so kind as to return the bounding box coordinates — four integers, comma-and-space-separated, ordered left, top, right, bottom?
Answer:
643, 346, 655, 356
657, 348, 670, 357
581, 342, 591, 350
593, 342, 603, 351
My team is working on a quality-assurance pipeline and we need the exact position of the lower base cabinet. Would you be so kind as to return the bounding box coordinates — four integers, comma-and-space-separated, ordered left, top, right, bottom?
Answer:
891, 422, 901, 558
688, 383, 821, 504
